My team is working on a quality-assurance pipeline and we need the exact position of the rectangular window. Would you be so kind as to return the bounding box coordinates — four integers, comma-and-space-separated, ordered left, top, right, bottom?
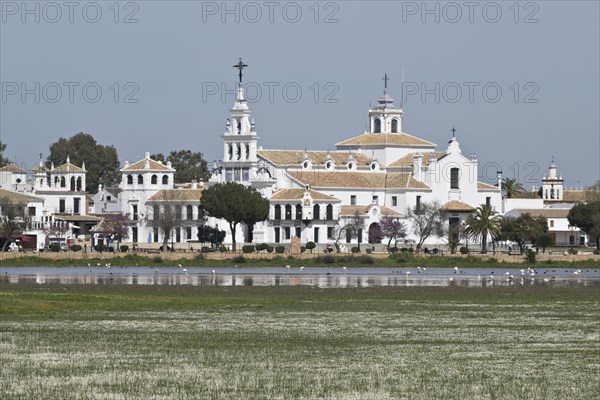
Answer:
242, 168, 249, 181
314, 227, 319, 243
392, 196, 397, 207
350, 195, 357, 205
234, 169, 240, 181
327, 227, 334, 239
372, 195, 378, 204
274, 227, 280, 243
132, 227, 138, 243
284, 227, 291, 240
132, 205, 138, 220
549, 220, 554, 228
225, 168, 233, 181
450, 168, 460, 189
107, 195, 112, 201
186, 227, 192, 240
416, 196, 421, 212
153, 227, 159, 243
73, 198, 80, 214
295, 227, 301, 238
176, 228, 181, 243
486, 197, 491, 208
28, 207, 36, 216
59, 199, 66, 213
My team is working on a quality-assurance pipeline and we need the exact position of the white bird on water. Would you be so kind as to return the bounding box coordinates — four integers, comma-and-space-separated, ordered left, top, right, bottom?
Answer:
300, 266, 305, 271
342, 266, 347, 272
212, 269, 216, 275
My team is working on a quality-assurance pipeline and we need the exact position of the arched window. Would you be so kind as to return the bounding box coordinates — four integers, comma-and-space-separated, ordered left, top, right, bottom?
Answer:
186, 205, 193, 220
151, 175, 158, 184
138, 175, 144, 184
295, 204, 302, 220
60, 176, 66, 188
326, 204, 333, 220
285, 204, 292, 220
162, 175, 169, 185
450, 168, 459, 189
274, 204, 281, 220
70, 176, 76, 191
127, 175, 133, 185
313, 204, 320, 220
76, 177, 82, 191
347, 162, 355, 170
391, 119, 398, 133
237, 119, 241, 134
374, 118, 381, 133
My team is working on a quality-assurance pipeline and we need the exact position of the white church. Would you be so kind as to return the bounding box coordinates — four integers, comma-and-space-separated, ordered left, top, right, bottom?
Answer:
207, 64, 503, 249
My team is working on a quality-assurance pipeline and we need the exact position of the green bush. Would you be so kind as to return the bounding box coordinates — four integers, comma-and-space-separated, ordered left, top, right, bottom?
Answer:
432, 248, 439, 255
242, 245, 255, 254
300, 246, 306, 253
275, 245, 285, 254
351, 247, 360, 254
526, 249, 536, 263
266, 245, 274, 253
94, 243, 105, 253
119, 245, 129, 253
305, 241, 316, 252
459, 247, 468, 255
49, 243, 61, 252
366, 248, 372, 254
568, 248, 578, 255
219, 246, 228, 252
70, 244, 82, 252
594, 249, 600, 255
201, 246, 214, 253
256, 243, 268, 252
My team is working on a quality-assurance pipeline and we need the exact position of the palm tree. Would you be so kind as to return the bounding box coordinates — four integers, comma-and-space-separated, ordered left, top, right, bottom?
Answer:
502, 178, 525, 198
464, 204, 502, 254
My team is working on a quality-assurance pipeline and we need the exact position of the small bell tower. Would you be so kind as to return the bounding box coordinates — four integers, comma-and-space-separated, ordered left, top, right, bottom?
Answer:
368, 73, 403, 134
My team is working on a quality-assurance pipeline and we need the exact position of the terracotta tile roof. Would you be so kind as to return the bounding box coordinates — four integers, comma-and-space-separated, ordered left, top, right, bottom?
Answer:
122, 159, 175, 172
54, 213, 101, 222
477, 182, 501, 191
0, 164, 27, 174
269, 188, 340, 202
511, 191, 540, 199
388, 151, 446, 168
561, 190, 595, 202
147, 189, 203, 202
440, 200, 476, 212
0, 188, 43, 203
257, 150, 371, 166
335, 132, 436, 147
50, 162, 85, 174
32, 165, 48, 173
507, 208, 570, 219
386, 173, 431, 189
287, 171, 430, 190
340, 205, 403, 217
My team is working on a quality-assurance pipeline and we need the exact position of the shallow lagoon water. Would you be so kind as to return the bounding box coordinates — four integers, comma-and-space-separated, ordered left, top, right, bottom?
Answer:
1, 266, 598, 288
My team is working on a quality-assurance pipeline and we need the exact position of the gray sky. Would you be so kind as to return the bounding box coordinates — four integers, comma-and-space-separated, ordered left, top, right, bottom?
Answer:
1, 0, 599, 188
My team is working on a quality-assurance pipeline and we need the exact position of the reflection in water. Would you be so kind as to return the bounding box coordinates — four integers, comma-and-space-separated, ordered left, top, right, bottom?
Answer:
1, 267, 599, 289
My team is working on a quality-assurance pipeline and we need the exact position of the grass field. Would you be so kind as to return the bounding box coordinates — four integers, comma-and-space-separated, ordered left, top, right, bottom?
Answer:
1, 285, 599, 399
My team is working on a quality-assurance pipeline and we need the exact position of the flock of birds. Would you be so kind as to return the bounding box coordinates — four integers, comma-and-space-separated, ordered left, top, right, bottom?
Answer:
81, 262, 596, 284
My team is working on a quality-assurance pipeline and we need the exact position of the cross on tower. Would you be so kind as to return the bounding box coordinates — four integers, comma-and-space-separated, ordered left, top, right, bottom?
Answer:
451, 127, 456, 138
382, 73, 390, 90
233, 58, 248, 83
